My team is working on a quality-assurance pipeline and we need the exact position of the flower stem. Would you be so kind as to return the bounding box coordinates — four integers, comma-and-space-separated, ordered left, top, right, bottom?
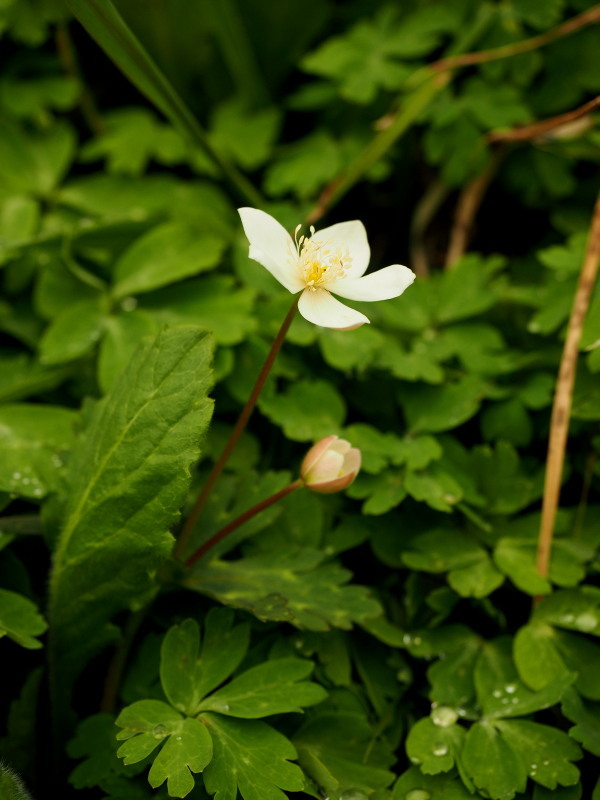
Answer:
186, 479, 303, 568
174, 297, 299, 560
536, 191, 600, 585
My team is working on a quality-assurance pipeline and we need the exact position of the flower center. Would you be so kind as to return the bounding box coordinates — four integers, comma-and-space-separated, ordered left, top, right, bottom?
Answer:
292, 225, 351, 291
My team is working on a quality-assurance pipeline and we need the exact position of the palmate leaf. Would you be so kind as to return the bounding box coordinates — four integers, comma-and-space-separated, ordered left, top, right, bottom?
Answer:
201, 713, 304, 800
160, 611, 250, 716
197, 657, 327, 718
185, 548, 381, 630
48, 326, 214, 708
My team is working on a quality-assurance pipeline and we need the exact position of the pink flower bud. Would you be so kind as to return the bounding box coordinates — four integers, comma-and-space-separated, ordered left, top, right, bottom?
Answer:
300, 436, 361, 494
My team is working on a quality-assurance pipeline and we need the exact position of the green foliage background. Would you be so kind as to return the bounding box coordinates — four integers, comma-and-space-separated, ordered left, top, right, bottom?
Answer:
0, 0, 599, 798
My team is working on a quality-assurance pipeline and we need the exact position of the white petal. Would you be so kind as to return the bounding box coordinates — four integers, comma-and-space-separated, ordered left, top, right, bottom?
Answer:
310, 220, 370, 278
298, 288, 369, 330
238, 207, 304, 293
332, 264, 415, 302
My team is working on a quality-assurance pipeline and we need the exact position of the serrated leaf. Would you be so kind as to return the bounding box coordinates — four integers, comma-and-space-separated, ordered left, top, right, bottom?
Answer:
201, 713, 304, 800
405, 716, 465, 775
494, 720, 580, 790
185, 549, 381, 631
399, 376, 486, 434
294, 712, 395, 795
67, 713, 130, 789
147, 718, 213, 797
39, 298, 105, 365
0, 588, 47, 649
198, 658, 326, 718
49, 327, 214, 707
0, 404, 77, 499
112, 222, 226, 299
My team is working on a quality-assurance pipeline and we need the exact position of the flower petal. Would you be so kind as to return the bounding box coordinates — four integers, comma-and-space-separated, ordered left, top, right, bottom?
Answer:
310, 220, 370, 278
238, 207, 304, 293
332, 264, 415, 302
298, 288, 369, 330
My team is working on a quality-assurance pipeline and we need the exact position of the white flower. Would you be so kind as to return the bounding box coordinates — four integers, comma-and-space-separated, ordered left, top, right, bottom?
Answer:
238, 207, 415, 330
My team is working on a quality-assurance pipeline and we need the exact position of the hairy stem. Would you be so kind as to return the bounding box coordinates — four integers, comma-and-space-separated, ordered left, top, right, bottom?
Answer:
174, 298, 299, 559
536, 191, 600, 581
186, 479, 303, 568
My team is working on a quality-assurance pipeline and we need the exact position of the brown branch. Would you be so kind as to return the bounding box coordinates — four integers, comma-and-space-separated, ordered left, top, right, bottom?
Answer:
55, 23, 105, 135
536, 191, 600, 582
410, 179, 451, 277
487, 96, 600, 143
430, 5, 600, 74
444, 148, 505, 269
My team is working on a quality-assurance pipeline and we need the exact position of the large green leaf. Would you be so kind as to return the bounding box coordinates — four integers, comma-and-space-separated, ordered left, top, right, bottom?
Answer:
49, 326, 214, 707
185, 549, 381, 630
201, 713, 304, 800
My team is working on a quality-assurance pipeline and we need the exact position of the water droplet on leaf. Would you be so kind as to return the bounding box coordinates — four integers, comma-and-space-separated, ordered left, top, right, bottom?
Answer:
152, 724, 168, 738
432, 743, 448, 756
431, 706, 458, 727
405, 791, 431, 800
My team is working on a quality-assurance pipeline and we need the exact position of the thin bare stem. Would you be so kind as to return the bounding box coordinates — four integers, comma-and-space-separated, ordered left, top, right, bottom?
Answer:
487, 96, 600, 143
410, 179, 451, 277
100, 606, 147, 712
174, 298, 299, 560
444, 148, 505, 269
536, 191, 600, 582
186, 479, 303, 568
55, 23, 105, 135
428, 5, 600, 75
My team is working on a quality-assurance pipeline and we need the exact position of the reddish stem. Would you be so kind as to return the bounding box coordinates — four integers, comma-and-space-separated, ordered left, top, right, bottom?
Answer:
186, 479, 303, 568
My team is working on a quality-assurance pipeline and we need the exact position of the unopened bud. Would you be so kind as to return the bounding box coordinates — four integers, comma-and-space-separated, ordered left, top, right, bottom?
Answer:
300, 436, 361, 494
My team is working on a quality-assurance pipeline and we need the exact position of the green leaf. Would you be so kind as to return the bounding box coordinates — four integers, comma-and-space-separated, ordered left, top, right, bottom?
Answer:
0, 120, 75, 197
259, 379, 346, 442
0, 404, 77, 499
198, 658, 326, 718
405, 716, 465, 775
112, 222, 226, 299
185, 549, 381, 631
67, 713, 128, 790
294, 712, 395, 795
140, 276, 257, 346
404, 466, 464, 512
462, 722, 527, 800
264, 132, 342, 199
399, 376, 486, 434
148, 718, 213, 797
562, 687, 600, 756
428, 634, 481, 708
319, 326, 386, 372
494, 539, 551, 595
472, 441, 542, 515
49, 327, 214, 706
201, 713, 304, 800
97, 310, 158, 392
159, 611, 250, 715
514, 622, 574, 691
0, 588, 47, 649
533, 587, 600, 636
474, 638, 573, 720
494, 720, 580, 790
393, 767, 474, 799
39, 298, 105, 365
210, 99, 281, 170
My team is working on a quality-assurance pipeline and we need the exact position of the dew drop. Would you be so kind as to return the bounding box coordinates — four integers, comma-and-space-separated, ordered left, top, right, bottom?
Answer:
530, 763, 537, 770
405, 791, 431, 800
12, 472, 21, 480
409, 756, 421, 764
492, 689, 503, 698
213, 702, 230, 713
561, 613, 575, 624
431, 706, 458, 728
402, 634, 412, 645
504, 683, 517, 694
542, 760, 550, 766
412, 636, 423, 646
175, 736, 182, 741
432, 743, 448, 756
294, 639, 304, 649
152, 724, 168, 738
339, 790, 368, 800
574, 612, 597, 632
121, 297, 138, 312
